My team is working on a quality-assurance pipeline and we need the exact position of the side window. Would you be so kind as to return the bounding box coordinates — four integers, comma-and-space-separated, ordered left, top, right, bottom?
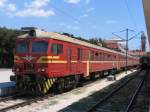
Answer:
103, 53, 105, 61
108, 55, 110, 61
51, 43, 63, 55
77, 48, 82, 60
99, 53, 102, 61
95, 52, 99, 61
90, 51, 94, 61
114, 56, 116, 61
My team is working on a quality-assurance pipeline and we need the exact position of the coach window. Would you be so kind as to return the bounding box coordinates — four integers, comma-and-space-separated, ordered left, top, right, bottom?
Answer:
95, 53, 99, 61
77, 48, 82, 60
99, 53, 102, 61
90, 51, 94, 61
103, 53, 106, 61
98, 53, 101, 61
108, 55, 111, 61
51, 43, 63, 55
114, 56, 116, 60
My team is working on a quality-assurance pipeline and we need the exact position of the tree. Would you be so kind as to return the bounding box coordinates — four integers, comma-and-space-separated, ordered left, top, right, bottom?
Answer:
0, 27, 22, 67
89, 37, 107, 47
62, 32, 107, 47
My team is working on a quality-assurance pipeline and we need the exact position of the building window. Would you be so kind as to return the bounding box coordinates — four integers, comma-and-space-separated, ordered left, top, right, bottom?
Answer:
51, 43, 63, 55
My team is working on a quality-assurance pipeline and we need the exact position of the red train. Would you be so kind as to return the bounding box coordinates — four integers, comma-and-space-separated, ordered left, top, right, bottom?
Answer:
10, 28, 139, 94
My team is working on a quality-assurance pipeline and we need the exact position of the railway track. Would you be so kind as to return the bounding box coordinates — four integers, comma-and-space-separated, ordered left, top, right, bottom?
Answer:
0, 76, 105, 112
86, 69, 147, 112
0, 69, 138, 112
125, 70, 150, 112
0, 93, 25, 102
0, 79, 104, 112
0, 94, 53, 112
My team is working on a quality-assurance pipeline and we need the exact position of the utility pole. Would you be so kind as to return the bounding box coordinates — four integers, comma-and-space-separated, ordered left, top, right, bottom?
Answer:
112, 29, 142, 74
126, 29, 128, 74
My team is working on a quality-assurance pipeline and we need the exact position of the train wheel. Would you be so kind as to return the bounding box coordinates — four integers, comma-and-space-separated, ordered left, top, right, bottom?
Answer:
16, 82, 22, 90
73, 75, 80, 88
56, 78, 65, 93
37, 84, 42, 92
55, 83, 63, 94
90, 73, 96, 81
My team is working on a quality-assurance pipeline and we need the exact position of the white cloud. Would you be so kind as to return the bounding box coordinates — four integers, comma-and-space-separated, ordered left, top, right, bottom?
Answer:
74, 21, 79, 24
16, 0, 55, 17
79, 14, 89, 18
85, 0, 90, 4
7, 3, 16, 12
65, 0, 80, 4
0, 0, 17, 13
106, 20, 117, 24
72, 26, 80, 30
0, 0, 7, 7
25, 0, 49, 8
59, 23, 65, 26
87, 7, 94, 12
16, 8, 54, 17
82, 14, 88, 17
91, 25, 97, 29
67, 25, 80, 30
78, 8, 94, 19
0, 0, 54, 17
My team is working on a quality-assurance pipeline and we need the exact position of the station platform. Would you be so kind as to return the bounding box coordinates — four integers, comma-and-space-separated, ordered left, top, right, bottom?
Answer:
0, 69, 14, 83
0, 69, 16, 96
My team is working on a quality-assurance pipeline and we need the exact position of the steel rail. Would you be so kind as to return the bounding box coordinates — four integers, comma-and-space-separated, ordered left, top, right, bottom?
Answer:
0, 94, 53, 112
125, 70, 148, 112
0, 69, 139, 112
0, 93, 24, 102
86, 70, 142, 112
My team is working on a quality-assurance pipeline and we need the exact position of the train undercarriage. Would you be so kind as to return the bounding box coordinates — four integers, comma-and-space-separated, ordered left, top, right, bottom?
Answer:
10, 74, 83, 95
10, 66, 136, 95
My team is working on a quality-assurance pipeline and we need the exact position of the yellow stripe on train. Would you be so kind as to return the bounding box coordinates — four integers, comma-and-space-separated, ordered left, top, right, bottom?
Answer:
37, 56, 60, 63
14, 55, 22, 63
37, 58, 128, 64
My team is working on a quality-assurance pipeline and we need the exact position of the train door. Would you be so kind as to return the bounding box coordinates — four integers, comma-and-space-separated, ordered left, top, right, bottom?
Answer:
67, 48, 71, 72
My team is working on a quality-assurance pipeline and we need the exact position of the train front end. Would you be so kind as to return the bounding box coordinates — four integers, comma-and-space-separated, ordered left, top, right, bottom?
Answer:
10, 33, 56, 94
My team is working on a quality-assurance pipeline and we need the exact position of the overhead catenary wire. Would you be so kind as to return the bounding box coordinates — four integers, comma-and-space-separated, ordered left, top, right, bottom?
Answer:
123, 0, 139, 31
50, 1, 142, 41
49, 2, 83, 26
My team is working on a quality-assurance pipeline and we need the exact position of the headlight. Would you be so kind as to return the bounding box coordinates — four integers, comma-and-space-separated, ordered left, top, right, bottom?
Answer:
16, 68, 20, 72
38, 68, 46, 72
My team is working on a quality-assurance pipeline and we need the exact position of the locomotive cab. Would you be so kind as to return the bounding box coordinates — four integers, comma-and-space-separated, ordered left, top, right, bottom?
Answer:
11, 29, 57, 94
13, 38, 48, 77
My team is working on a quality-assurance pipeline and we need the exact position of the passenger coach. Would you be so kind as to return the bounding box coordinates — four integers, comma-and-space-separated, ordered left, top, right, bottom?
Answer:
11, 28, 139, 94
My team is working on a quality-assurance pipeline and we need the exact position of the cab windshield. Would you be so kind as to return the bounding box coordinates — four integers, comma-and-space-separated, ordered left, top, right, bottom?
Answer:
16, 41, 28, 53
32, 41, 48, 53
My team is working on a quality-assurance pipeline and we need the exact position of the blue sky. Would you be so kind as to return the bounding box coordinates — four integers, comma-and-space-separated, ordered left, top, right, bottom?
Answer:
0, 0, 147, 50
